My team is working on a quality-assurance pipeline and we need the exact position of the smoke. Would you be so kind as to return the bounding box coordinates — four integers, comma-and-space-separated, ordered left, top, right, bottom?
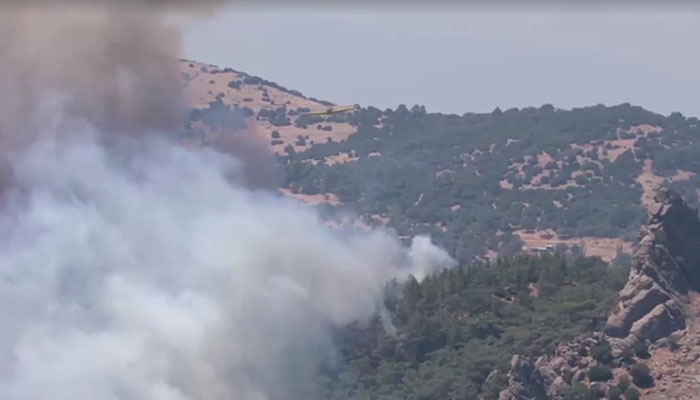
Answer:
0, 2, 456, 400
210, 116, 281, 189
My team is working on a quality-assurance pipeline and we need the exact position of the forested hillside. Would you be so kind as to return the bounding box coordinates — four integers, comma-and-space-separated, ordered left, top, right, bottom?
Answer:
180, 60, 700, 266
315, 254, 628, 400
280, 104, 700, 265
179, 60, 700, 400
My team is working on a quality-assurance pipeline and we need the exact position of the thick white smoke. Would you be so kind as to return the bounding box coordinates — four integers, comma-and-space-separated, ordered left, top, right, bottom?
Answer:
0, 3, 456, 400
0, 128, 454, 400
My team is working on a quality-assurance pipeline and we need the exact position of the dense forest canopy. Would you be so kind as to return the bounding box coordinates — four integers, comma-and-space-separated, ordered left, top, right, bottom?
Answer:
315, 254, 628, 400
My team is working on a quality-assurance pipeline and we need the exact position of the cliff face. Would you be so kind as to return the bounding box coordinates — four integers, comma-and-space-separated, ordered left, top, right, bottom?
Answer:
605, 189, 700, 345
498, 189, 700, 400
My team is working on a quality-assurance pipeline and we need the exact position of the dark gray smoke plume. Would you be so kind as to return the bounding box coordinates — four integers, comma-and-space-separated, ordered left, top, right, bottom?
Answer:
0, 2, 455, 400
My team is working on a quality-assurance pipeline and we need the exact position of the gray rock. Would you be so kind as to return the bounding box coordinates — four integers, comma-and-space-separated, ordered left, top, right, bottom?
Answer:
605, 189, 700, 343
629, 300, 685, 342
498, 355, 549, 400
572, 369, 587, 384
549, 357, 569, 375
548, 377, 569, 400
654, 337, 671, 349
605, 276, 671, 338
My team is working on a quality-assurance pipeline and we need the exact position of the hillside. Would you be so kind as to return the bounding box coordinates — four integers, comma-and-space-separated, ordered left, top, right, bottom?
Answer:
317, 254, 628, 400
178, 59, 357, 155
496, 189, 700, 400
311, 190, 700, 400
178, 59, 700, 266
176, 60, 700, 399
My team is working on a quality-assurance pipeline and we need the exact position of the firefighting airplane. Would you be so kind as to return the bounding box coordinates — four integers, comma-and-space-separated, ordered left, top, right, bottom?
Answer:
300, 104, 359, 116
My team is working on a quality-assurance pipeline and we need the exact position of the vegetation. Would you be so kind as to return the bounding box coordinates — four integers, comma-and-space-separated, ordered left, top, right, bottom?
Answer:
180, 88, 700, 399
316, 254, 628, 399
258, 107, 291, 126
279, 103, 700, 264
588, 365, 613, 382
591, 342, 614, 364
633, 341, 650, 359
624, 387, 641, 400
616, 375, 631, 392
563, 383, 592, 400
621, 347, 635, 364
606, 385, 622, 400
629, 362, 653, 388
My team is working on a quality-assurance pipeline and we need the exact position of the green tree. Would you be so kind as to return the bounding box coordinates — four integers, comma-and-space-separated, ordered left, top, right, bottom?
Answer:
624, 387, 641, 400
629, 363, 653, 388
606, 385, 622, 400
588, 365, 613, 382
563, 383, 592, 400
633, 341, 650, 359
616, 374, 631, 392
620, 347, 635, 364
591, 342, 613, 364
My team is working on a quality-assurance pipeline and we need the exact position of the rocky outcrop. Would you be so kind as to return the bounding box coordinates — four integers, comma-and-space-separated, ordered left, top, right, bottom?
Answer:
496, 189, 700, 400
605, 189, 700, 344
498, 355, 549, 400
498, 333, 615, 400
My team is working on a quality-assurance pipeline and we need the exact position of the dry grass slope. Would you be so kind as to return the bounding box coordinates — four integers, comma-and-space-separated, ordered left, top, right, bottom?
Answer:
179, 59, 357, 155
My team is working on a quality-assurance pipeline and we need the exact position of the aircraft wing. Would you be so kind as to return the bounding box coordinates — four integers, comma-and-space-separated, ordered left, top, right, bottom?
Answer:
301, 110, 332, 116
330, 106, 357, 113
300, 105, 358, 116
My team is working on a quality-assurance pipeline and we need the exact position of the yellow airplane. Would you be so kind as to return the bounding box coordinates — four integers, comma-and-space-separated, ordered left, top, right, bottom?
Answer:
300, 105, 359, 116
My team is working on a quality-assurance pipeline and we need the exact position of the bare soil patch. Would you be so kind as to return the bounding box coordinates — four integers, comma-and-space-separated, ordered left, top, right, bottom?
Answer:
515, 229, 633, 262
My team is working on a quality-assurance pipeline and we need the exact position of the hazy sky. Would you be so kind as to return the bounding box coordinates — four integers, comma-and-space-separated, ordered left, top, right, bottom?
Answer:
182, 8, 700, 117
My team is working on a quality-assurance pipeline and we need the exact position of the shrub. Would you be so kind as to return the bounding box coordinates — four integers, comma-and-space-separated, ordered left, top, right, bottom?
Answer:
227, 80, 241, 89
624, 387, 640, 400
606, 385, 622, 400
239, 107, 254, 117
577, 345, 589, 357
592, 342, 613, 364
563, 383, 590, 400
271, 130, 281, 139
270, 139, 283, 146
669, 335, 680, 351
633, 341, 650, 359
629, 362, 653, 387
588, 365, 613, 382
620, 347, 634, 364
243, 75, 263, 85
616, 374, 630, 392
